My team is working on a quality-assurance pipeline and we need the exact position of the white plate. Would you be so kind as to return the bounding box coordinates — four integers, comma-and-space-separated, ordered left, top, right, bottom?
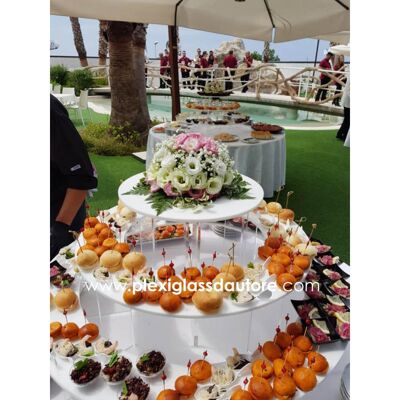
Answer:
118, 173, 264, 223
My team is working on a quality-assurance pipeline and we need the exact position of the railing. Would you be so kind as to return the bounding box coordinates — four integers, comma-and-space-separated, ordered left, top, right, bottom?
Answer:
87, 63, 349, 106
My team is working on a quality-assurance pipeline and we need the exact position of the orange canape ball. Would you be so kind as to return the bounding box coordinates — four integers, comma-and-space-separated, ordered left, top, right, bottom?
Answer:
159, 292, 182, 312
273, 358, 293, 378
277, 245, 293, 256
274, 331, 292, 350
248, 376, 273, 400
102, 237, 117, 249
158, 265, 175, 281
262, 341, 282, 361
284, 346, 305, 368
50, 322, 62, 338
287, 321, 304, 338
293, 255, 310, 270
293, 367, 317, 392
231, 388, 253, 400
203, 266, 219, 280
287, 264, 304, 278
307, 351, 329, 374
271, 253, 291, 267
273, 375, 297, 399
265, 236, 282, 250
98, 228, 114, 242
123, 287, 142, 305
86, 236, 101, 247
251, 359, 273, 379
84, 217, 99, 228
156, 389, 180, 400
267, 262, 285, 276
181, 267, 201, 281
293, 335, 313, 353
83, 227, 97, 240
61, 322, 79, 340
113, 242, 130, 255
276, 273, 296, 291
94, 222, 108, 233
79, 323, 99, 342
143, 287, 163, 302
175, 375, 198, 396
94, 245, 108, 257
190, 360, 212, 382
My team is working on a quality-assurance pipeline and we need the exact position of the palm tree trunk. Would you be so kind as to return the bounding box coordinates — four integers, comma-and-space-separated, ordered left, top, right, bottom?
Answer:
98, 20, 108, 66
107, 21, 151, 139
69, 17, 88, 67
263, 41, 270, 63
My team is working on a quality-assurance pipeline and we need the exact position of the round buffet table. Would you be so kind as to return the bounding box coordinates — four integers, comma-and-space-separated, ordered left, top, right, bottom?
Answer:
147, 124, 286, 198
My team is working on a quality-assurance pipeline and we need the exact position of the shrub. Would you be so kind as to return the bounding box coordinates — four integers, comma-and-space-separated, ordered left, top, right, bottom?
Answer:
68, 69, 94, 95
80, 123, 146, 156
50, 64, 69, 87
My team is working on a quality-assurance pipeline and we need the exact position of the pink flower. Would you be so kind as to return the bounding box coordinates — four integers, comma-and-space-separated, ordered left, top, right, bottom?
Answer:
164, 182, 179, 197
202, 137, 219, 154
149, 181, 160, 193
188, 188, 205, 199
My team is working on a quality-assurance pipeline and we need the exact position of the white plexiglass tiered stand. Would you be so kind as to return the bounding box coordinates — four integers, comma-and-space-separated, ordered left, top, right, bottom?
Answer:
50, 173, 349, 400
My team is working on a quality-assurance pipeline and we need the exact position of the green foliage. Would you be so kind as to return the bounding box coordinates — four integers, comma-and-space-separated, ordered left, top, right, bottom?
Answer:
67, 69, 94, 95
93, 76, 109, 87
251, 49, 280, 63
50, 64, 70, 87
221, 173, 253, 199
80, 123, 144, 156
251, 51, 262, 61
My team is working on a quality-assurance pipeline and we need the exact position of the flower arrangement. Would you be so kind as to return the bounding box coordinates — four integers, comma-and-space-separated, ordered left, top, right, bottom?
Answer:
204, 80, 224, 94
124, 133, 252, 214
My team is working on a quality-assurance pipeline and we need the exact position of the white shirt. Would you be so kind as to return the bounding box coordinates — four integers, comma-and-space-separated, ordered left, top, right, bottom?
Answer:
343, 75, 350, 108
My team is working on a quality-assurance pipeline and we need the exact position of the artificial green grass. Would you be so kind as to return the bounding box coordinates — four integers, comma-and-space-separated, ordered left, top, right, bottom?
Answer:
85, 128, 349, 263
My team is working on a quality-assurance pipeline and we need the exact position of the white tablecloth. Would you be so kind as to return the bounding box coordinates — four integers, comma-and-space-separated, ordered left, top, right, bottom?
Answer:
53, 93, 76, 105
147, 124, 286, 198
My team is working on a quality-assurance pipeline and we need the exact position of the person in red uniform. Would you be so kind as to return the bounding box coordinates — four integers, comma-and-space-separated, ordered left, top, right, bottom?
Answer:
208, 50, 216, 66
333, 55, 345, 106
199, 51, 209, 89
241, 51, 253, 93
223, 50, 238, 91
178, 50, 192, 88
159, 51, 169, 89
315, 52, 333, 102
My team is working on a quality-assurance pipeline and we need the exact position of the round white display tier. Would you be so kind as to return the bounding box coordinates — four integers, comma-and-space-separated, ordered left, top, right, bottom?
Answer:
118, 173, 264, 223
78, 226, 298, 319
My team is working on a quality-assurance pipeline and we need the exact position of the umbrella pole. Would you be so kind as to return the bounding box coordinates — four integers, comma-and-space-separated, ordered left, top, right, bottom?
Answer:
168, 25, 181, 121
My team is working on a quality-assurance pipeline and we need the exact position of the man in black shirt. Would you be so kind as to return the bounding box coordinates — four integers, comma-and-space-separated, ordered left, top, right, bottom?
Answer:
50, 94, 98, 259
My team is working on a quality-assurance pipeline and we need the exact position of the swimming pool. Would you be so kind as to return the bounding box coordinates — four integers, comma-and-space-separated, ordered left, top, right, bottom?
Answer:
89, 95, 343, 130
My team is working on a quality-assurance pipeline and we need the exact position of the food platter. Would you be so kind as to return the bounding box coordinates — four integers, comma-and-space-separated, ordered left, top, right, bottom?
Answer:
118, 173, 264, 223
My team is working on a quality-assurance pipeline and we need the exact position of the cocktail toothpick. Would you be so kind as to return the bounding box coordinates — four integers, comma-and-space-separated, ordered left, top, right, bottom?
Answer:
201, 350, 208, 369
212, 251, 217, 266
187, 246, 193, 267
243, 377, 249, 389
305, 224, 317, 250
201, 261, 206, 271
161, 371, 167, 390
63, 309, 68, 324
274, 326, 281, 344
257, 343, 263, 353
69, 230, 83, 252
161, 248, 166, 266
285, 191, 294, 209
187, 360, 191, 374
275, 187, 283, 203
86, 203, 91, 218
294, 217, 307, 235
285, 313, 290, 328
82, 308, 87, 324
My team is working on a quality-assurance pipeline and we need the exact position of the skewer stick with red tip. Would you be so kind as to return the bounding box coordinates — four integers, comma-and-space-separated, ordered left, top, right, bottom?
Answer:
187, 360, 191, 375
274, 326, 281, 344
82, 309, 87, 324
187, 247, 193, 267
201, 350, 208, 370
212, 251, 217, 267
243, 377, 249, 390
285, 313, 290, 328
161, 371, 167, 390
69, 230, 83, 253
275, 187, 283, 203
161, 248, 166, 266
257, 343, 263, 354
63, 309, 68, 324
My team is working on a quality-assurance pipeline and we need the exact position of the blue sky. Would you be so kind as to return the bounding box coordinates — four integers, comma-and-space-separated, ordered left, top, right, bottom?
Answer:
50, 16, 331, 61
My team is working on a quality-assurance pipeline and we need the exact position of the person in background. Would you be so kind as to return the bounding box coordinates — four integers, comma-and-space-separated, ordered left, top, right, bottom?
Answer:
315, 52, 334, 102
178, 50, 192, 88
159, 51, 168, 88
241, 51, 253, 93
333, 55, 345, 106
336, 75, 350, 141
50, 94, 98, 260
192, 48, 202, 89
199, 51, 209, 88
208, 50, 216, 66
223, 50, 238, 91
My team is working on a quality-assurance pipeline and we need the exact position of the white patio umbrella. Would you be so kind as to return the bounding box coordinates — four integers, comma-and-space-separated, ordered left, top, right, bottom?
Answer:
314, 30, 350, 45
329, 44, 350, 56
50, 0, 349, 43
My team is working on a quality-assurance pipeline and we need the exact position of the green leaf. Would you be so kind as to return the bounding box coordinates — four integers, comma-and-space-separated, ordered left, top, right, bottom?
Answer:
65, 249, 74, 259
122, 178, 151, 196
74, 358, 89, 371
108, 351, 119, 367
145, 191, 175, 215
122, 381, 128, 396
230, 291, 239, 302
139, 353, 150, 362
247, 262, 254, 269
222, 174, 254, 200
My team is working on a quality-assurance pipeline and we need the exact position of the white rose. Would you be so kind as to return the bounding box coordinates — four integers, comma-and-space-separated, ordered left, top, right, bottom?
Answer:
185, 156, 202, 175
154, 147, 168, 162
191, 172, 207, 189
214, 160, 227, 176
156, 168, 172, 187
171, 170, 191, 192
161, 154, 176, 169
207, 176, 223, 195
223, 170, 234, 186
